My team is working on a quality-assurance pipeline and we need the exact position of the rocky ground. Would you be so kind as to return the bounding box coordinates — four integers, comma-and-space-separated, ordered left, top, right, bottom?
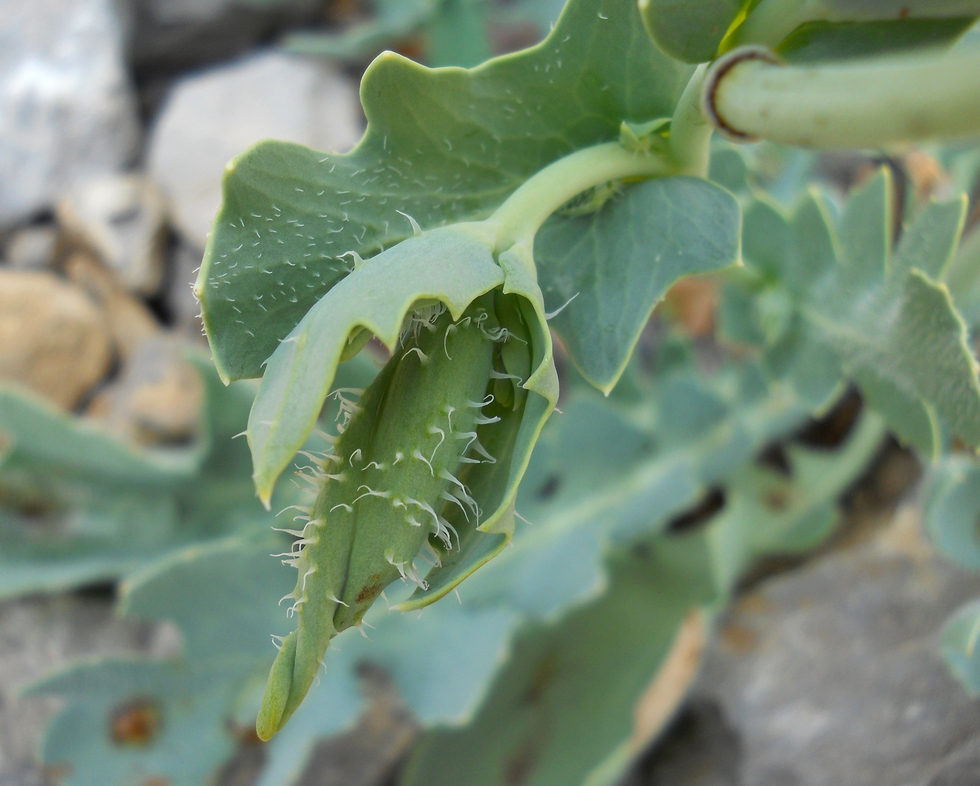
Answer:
1, 2, 979, 785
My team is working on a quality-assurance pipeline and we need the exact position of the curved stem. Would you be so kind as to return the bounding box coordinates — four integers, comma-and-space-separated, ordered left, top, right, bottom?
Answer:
669, 64, 713, 178
706, 45, 980, 148
487, 142, 675, 251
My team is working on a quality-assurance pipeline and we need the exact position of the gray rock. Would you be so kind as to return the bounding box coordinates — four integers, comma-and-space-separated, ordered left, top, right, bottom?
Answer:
147, 50, 362, 249
138, 0, 320, 26
168, 238, 207, 334
57, 174, 168, 295
632, 509, 980, 786
86, 335, 204, 446
124, 0, 322, 75
0, 0, 140, 230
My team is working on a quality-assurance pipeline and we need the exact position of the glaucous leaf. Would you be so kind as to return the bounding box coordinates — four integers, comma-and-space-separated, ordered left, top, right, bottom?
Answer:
197, 0, 691, 380
535, 176, 741, 391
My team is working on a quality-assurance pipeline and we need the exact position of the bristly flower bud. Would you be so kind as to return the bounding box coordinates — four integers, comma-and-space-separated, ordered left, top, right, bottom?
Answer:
256, 271, 556, 739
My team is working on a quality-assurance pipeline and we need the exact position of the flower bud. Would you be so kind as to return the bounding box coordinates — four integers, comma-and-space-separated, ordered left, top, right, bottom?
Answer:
257, 290, 543, 739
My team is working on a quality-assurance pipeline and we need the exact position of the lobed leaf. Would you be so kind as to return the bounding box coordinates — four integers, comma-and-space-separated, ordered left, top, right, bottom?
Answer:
941, 599, 980, 696
197, 0, 691, 381
535, 176, 741, 391
728, 170, 980, 457
399, 407, 885, 786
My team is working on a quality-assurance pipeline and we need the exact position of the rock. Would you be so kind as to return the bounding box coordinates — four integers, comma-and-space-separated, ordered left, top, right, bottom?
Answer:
126, 0, 322, 76
168, 238, 207, 335
62, 252, 160, 362
0, 270, 113, 410
293, 665, 420, 786
0, 0, 140, 230
57, 175, 168, 295
147, 51, 362, 248
631, 508, 980, 786
86, 336, 204, 446
3, 225, 59, 271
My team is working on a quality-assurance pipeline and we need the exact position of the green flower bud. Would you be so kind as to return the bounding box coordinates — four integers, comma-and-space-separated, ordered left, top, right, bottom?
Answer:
256, 254, 556, 739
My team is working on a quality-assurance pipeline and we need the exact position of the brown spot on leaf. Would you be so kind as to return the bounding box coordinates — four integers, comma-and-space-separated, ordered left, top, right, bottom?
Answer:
356, 576, 385, 604
110, 698, 160, 746
504, 738, 541, 786
765, 488, 790, 511
521, 652, 558, 706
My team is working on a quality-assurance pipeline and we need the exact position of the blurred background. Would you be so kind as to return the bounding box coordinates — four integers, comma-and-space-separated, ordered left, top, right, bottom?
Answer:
2, 2, 980, 785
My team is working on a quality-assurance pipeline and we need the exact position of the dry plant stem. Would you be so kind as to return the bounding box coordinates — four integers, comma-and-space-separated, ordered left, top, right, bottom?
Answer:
706, 45, 980, 148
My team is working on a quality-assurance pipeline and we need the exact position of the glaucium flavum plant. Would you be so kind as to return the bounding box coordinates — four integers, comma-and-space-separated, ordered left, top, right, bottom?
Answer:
193, 0, 980, 743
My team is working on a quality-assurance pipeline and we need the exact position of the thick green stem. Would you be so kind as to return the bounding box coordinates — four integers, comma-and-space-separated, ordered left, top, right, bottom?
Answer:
724, 0, 980, 51
706, 45, 980, 148
487, 142, 675, 251
669, 64, 713, 178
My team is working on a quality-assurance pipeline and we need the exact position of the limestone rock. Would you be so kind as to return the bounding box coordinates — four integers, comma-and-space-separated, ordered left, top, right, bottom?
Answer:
0, 0, 140, 230
0, 270, 113, 410
167, 238, 207, 335
147, 51, 362, 248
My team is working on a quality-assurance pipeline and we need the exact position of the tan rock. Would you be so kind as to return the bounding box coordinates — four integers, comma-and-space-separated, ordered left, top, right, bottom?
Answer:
87, 337, 203, 446
63, 252, 160, 362
0, 270, 113, 409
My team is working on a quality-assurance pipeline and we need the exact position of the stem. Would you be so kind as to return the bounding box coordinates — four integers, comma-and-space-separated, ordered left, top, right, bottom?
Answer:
487, 142, 675, 251
706, 45, 980, 148
669, 64, 712, 178
723, 0, 980, 51
723, 0, 828, 51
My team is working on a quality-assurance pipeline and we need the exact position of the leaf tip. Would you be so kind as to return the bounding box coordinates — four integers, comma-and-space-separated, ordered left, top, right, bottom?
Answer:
256, 482, 274, 511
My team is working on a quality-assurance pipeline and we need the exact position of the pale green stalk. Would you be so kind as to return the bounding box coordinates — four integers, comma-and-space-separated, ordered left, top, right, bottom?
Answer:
669, 64, 713, 177
486, 142, 675, 251
486, 65, 714, 253
707, 45, 980, 148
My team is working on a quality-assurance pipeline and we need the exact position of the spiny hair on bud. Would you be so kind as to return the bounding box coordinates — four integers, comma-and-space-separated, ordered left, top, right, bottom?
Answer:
402, 302, 448, 341
353, 484, 391, 503
328, 388, 363, 432
403, 346, 429, 364
386, 553, 427, 590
